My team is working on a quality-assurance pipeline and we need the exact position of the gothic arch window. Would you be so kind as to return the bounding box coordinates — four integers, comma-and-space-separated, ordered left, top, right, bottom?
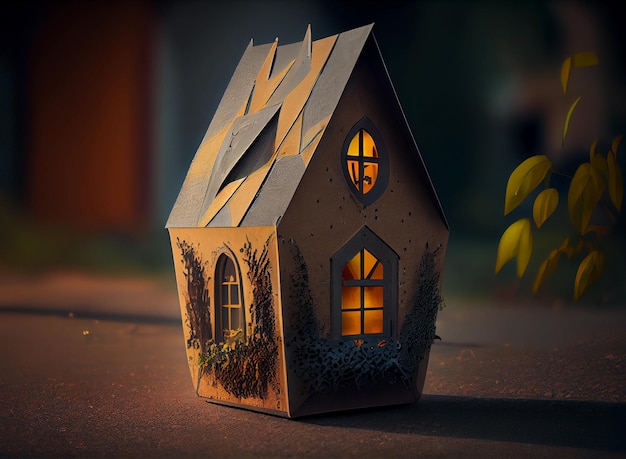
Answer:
341, 117, 389, 207
215, 253, 245, 342
331, 226, 398, 339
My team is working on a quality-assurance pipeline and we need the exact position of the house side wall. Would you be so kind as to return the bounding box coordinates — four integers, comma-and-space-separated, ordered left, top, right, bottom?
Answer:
168, 226, 287, 414
278, 37, 449, 415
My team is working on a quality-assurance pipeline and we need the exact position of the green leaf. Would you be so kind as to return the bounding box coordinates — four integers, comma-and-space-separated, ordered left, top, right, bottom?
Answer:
532, 249, 561, 294
611, 134, 623, 156
563, 96, 581, 147
495, 218, 533, 277
607, 151, 623, 211
572, 51, 599, 68
574, 250, 604, 301
505, 155, 552, 215
568, 163, 605, 233
533, 188, 559, 228
561, 56, 572, 94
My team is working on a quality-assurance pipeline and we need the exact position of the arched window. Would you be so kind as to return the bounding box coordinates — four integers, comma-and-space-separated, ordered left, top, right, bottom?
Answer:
331, 226, 398, 339
341, 248, 385, 335
341, 118, 389, 207
215, 254, 245, 342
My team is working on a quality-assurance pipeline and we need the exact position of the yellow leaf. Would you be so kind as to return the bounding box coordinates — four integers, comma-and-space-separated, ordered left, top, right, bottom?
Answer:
572, 51, 599, 68
589, 138, 598, 161
586, 225, 610, 237
607, 151, 623, 211
574, 239, 585, 254
568, 163, 605, 233
602, 203, 617, 223
505, 155, 552, 215
532, 249, 561, 294
558, 237, 574, 259
533, 188, 559, 228
495, 218, 533, 277
561, 56, 572, 94
563, 96, 581, 147
590, 152, 608, 181
611, 134, 623, 156
573, 250, 604, 301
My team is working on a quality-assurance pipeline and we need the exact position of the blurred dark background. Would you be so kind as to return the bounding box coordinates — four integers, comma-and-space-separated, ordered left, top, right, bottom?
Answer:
1, 0, 625, 303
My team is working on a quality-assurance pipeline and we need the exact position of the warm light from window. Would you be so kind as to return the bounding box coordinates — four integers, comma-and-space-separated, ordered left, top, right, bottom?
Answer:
220, 257, 243, 339
341, 248, 384, 336
347, 129, 379, 195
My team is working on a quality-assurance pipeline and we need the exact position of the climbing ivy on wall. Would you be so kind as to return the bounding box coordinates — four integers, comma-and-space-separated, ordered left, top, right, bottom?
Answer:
286, 242, 443, 394
176, 238, 212, 352
178, 236, 279, 401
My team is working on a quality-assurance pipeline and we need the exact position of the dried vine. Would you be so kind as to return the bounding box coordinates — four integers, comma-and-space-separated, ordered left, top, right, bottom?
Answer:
286, 242, 442, 394
176, 238, 212, 352
398, 244, 442, 375
201, 236, 279, 400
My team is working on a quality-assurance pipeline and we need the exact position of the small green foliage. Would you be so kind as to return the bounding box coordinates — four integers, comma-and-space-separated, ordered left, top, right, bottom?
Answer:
496, 53, 623, 301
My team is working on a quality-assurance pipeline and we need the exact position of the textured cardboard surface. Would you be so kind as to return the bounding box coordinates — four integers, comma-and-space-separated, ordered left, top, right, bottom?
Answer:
166, 24, 450, 417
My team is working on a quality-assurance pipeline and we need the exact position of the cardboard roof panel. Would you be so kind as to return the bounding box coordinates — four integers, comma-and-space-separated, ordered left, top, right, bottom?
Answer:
221, 162, 273, 227
274, 33, 337, 150
199, 103, 280, 221
203, 41, 272, 142
300, 115, 330, 165
209, 202, 232, 227
197, 177, 244, 227
241, 154, 306, 227
248, 40, 293, 114
276, 112, 303, 158
301, 24, 373, 143
266, 26, 314, 106
167, 23, 448, 231
166, 121, 234, 227
269, 40, 302, 80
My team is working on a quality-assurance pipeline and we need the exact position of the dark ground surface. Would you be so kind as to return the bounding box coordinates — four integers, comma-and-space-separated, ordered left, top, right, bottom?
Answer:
0, 272, 625, 458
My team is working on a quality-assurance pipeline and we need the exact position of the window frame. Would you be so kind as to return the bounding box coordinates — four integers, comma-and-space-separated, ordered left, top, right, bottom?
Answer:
330, 226, 398, 340
341, 117, 389, 207
214, 251, 246, 342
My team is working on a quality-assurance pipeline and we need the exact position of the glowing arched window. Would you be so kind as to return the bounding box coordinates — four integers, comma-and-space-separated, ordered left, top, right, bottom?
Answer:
341, 118, 388, 206
346, 130, 379, 195
216, 254, 245, 341
331, 226, 398, 339
341, 248, 384, 336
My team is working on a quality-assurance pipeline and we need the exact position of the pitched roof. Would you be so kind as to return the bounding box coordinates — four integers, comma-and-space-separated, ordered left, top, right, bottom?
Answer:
166, 24, 447, 229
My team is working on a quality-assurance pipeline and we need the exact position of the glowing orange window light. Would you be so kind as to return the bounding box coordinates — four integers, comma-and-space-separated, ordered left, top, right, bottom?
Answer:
341, 248, 384, 336
220, 257, 243, 338
346, 129, 379, 195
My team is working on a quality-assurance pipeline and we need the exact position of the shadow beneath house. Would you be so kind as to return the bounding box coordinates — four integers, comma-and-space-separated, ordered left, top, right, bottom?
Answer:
301, 394, 626, 452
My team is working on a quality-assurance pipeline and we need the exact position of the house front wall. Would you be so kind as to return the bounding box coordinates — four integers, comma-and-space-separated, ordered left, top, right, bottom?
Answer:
277, 37, 449, 416
168, 226, 287, 415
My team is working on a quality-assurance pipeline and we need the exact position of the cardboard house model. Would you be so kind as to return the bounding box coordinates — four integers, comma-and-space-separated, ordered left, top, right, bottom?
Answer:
166, 24, 449, 418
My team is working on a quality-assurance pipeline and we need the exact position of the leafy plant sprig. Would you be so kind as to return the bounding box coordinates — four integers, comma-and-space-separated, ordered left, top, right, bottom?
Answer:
495, 52, 624, 301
